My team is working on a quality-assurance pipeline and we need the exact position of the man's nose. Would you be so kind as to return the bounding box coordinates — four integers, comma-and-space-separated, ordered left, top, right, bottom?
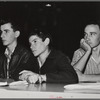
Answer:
30, 45, 32, 49
87, 36, 90, 40
30, 44, 34, 49
85, 35, 90, 41
0, 33, 3, 38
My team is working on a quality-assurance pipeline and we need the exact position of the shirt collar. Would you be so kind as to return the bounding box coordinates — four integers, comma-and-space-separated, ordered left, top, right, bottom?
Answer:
93, 44, 100, 52
4, 45, 16, 57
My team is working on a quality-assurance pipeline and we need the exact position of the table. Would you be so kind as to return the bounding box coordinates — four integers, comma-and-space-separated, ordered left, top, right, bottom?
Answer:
0, 79, 100, 99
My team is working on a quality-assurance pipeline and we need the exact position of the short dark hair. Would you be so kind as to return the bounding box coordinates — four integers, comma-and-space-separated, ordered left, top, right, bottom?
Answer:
85, 20, 100, 29
29, 28, 53, 48
0, 18, 20, 32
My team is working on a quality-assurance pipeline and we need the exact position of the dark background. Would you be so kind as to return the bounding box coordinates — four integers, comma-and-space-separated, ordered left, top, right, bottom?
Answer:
0, 1, 100, 60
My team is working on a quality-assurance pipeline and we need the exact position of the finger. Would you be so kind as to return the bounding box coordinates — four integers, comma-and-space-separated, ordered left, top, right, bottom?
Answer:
28, 76, 36, 84
19, 70, 30, 74
34, 75, 39, 83
38, 76, 42, 83
80, 38, 84, 44
21, 72, 35, 78
31, 75, 39, 84
19, 73, 31, 80
19, 75, 25, 80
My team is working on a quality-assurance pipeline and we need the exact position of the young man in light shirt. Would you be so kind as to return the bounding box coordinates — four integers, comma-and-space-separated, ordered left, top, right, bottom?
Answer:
71, 23, 100, 82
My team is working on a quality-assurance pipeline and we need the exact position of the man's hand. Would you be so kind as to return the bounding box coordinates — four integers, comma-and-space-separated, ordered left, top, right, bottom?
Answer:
80, 38, 91, 52
27, 74, 46, 84
38, 75, 46, 83
19, 70, 46, 84
75, 68, 86, 82
19, 70, 37, 81
27, 74, 39, 84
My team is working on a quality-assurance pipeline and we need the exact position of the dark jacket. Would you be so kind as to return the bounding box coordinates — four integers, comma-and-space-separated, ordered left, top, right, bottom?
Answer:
0, 44, 36, 81
27, 49, 78, 84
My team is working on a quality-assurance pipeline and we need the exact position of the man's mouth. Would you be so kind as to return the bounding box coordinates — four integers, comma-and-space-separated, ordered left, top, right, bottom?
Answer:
2, 40, 6, 42
32, 50, 36, 53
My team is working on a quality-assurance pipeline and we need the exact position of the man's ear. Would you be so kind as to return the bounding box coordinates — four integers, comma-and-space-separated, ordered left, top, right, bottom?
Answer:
15, 31, 20, 38
44, 38, 50, 46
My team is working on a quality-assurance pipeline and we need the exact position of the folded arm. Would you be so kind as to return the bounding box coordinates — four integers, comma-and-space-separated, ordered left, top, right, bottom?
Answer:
75, 69, 100, 82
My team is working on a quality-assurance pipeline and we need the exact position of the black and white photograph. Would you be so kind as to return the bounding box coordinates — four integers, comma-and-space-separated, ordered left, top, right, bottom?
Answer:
0, 1, 100, 99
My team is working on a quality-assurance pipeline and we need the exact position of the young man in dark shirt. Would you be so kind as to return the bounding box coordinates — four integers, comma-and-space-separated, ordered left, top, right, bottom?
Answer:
19, 28, 78, 84
0, 19, 36, 81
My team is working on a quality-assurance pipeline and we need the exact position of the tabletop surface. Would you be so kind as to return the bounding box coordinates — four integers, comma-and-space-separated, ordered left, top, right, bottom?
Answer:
0, 79, 100, 99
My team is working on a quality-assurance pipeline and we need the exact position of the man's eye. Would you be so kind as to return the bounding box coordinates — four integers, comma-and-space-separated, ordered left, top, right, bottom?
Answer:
6, 31, 9, 33
5, 30, 9, 33
34, 40, 37, 43
90, 32, 96, 36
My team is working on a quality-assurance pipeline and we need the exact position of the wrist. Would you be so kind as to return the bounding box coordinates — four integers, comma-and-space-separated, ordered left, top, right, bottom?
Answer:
87, 49, 91, 54
38, 75, 46, 83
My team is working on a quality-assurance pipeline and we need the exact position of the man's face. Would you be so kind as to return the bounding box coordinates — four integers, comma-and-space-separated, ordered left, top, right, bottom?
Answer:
0, 23, 16, 46
29, 35, 48, 57
84, 25, 100, 48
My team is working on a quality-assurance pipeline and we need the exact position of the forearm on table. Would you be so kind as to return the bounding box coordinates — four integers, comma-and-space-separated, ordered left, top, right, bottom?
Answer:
76, 71, 100, 82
